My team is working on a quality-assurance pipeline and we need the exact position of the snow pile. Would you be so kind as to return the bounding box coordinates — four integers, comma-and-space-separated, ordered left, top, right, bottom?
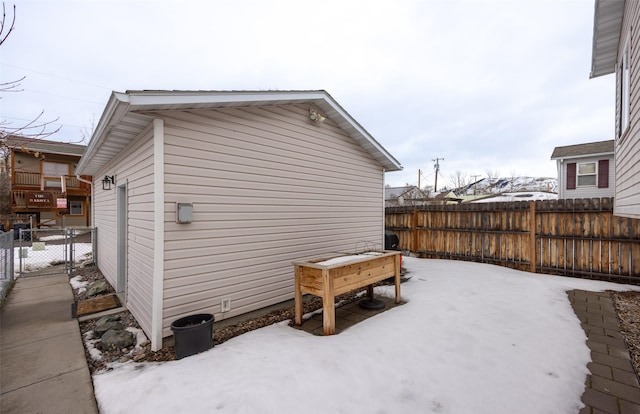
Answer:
70, 275, 89, 294
92, 258, 638, 414
317, 251, 384, 266
83, 331, 103, 361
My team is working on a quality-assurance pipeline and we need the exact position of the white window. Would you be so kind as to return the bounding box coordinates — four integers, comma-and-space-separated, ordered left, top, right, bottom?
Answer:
42, 161, 69, 177
577, 162, 597, 186
69, 201, 83, 215
42, 162, 70, 188
620, 36, 631, 137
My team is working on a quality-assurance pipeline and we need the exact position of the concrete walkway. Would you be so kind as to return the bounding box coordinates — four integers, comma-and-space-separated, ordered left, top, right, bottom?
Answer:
0, 274, 98, 414
569, 290, 640, 414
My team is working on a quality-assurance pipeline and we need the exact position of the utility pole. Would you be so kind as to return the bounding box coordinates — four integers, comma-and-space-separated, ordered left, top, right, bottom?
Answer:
418, 169, 421, 189
432, 158, 444, 192
471, 174, 481, 195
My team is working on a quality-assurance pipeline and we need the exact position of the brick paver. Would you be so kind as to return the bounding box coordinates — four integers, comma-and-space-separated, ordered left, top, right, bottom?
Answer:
569, 290, 640, 414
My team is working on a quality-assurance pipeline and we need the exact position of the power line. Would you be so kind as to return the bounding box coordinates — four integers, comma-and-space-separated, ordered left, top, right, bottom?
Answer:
3, 115, 86, 130
22, 89, 104, 105
1, 63, 112, 91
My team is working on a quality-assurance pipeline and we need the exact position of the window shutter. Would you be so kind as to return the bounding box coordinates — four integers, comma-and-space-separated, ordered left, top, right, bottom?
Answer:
598, 159, 609, 188
566, 163, 576, 190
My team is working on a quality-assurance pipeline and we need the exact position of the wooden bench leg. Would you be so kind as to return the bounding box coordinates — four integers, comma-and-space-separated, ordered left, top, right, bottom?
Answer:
294, 265, 303, 326
322, 292, 335, 335
322, 268, 335, 335
394, 253, 401, 304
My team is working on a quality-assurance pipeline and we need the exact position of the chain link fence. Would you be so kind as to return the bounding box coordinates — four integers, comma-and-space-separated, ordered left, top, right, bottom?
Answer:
0, 230, 15, 301
17, 228, 96, 276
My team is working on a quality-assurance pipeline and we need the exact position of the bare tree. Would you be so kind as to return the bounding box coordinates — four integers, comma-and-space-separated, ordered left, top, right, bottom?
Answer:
0, 3, 60, 141
509, 170, 520, 192
0, 3, 60, 213
448, 170, 469, 192
485, 169, 500, 192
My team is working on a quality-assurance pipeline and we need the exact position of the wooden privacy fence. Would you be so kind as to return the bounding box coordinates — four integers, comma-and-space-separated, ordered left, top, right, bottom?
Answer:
385, 197, 640, 284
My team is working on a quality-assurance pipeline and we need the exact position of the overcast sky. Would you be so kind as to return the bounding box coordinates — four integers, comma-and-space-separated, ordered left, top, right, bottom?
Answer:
1, 0, 614, 188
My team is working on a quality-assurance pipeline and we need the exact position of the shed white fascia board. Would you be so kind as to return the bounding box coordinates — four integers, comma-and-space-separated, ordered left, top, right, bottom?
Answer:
76, 92, 132, 175
590, 0, 625, 78
76, 90, 402, 176
550, 151, 614, 161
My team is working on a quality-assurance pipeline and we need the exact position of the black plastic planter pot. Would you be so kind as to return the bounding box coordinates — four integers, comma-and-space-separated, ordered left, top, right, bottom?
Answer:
170, 313, 214, 359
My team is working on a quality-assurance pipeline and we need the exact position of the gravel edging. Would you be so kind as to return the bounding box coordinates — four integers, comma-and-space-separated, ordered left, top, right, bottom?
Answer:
71, 266, 368, 373
610, 290, 640, 380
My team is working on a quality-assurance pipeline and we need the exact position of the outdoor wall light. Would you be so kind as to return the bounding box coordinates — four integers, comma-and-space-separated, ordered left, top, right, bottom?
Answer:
309, 109, 326, 123
102, 175, 115, 190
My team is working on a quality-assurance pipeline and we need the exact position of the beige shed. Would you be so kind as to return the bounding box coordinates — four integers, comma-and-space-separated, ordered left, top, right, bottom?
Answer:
75, 90, 402, 350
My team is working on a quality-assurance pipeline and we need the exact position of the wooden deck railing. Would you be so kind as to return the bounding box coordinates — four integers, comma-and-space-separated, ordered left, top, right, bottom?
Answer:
13, 172, 85, 189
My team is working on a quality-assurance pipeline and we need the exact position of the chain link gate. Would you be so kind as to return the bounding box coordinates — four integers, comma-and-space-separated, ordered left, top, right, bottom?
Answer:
0, 230, 15, 300
17, 228, 96, 276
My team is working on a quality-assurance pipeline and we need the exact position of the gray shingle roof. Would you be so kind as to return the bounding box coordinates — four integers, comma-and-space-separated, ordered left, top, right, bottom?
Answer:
4, 136, 86, 157
550, 140, 614, 159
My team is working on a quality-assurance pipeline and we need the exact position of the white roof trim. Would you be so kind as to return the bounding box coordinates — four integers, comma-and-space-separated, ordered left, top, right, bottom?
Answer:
76, 90, 402, 175
551, 151, 615, 161
590, 0, 625, 78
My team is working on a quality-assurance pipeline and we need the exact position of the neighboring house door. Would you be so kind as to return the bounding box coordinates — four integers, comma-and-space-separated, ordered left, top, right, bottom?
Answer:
116, 183, 127, 298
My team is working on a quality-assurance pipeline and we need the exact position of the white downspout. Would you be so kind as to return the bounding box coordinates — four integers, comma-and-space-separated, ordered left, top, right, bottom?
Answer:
76, 175, 93, 227
75, 175, 93, 186
382, 168, 386, 250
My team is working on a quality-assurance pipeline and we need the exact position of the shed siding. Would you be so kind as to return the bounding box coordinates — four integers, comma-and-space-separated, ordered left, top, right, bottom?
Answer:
558, 156, 615, 200
160, 105, 385, 336
94, 125, 156, 336
616, 1, 640, 218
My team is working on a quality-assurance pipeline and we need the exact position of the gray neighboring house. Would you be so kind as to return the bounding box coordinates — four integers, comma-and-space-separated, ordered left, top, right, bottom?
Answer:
550, 140, 614, 199
385, 185, 429, 207
75, 90, 402, 350
590, 0, 640, 218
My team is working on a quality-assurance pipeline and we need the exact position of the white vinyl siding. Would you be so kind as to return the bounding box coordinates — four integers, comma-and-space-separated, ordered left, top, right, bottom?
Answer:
160, 105, 384, 336
94, 124, 156, 336
559, 156, 615, 199
615, 1, 640, 218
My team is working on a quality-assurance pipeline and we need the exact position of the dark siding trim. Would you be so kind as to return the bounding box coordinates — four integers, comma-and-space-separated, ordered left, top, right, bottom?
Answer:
567, 162, 577, 190
598, 159, 610, 188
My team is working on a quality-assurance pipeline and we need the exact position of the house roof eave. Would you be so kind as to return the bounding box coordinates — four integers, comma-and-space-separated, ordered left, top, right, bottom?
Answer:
550, 151, 614, 161
550, 139, 615, 160
590, 0, 625, 78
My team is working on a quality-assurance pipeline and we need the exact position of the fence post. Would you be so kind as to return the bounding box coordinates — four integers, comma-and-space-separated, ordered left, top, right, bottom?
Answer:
412, 208, 418, 255
9, 230, 14, 283
529, 201, 536, 273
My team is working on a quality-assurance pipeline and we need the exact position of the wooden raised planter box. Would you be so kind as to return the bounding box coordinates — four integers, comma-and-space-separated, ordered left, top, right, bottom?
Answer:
293, 250, 401, 335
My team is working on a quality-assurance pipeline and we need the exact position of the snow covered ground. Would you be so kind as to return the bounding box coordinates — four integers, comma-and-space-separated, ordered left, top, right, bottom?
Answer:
92, 257, 639, 414
14, 242, 93, 273
0, 242, 93, 298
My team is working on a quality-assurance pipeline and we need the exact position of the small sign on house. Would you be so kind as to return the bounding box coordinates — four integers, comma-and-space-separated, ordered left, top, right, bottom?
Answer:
26, 192, 53, 208
56, 198, 68, 209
